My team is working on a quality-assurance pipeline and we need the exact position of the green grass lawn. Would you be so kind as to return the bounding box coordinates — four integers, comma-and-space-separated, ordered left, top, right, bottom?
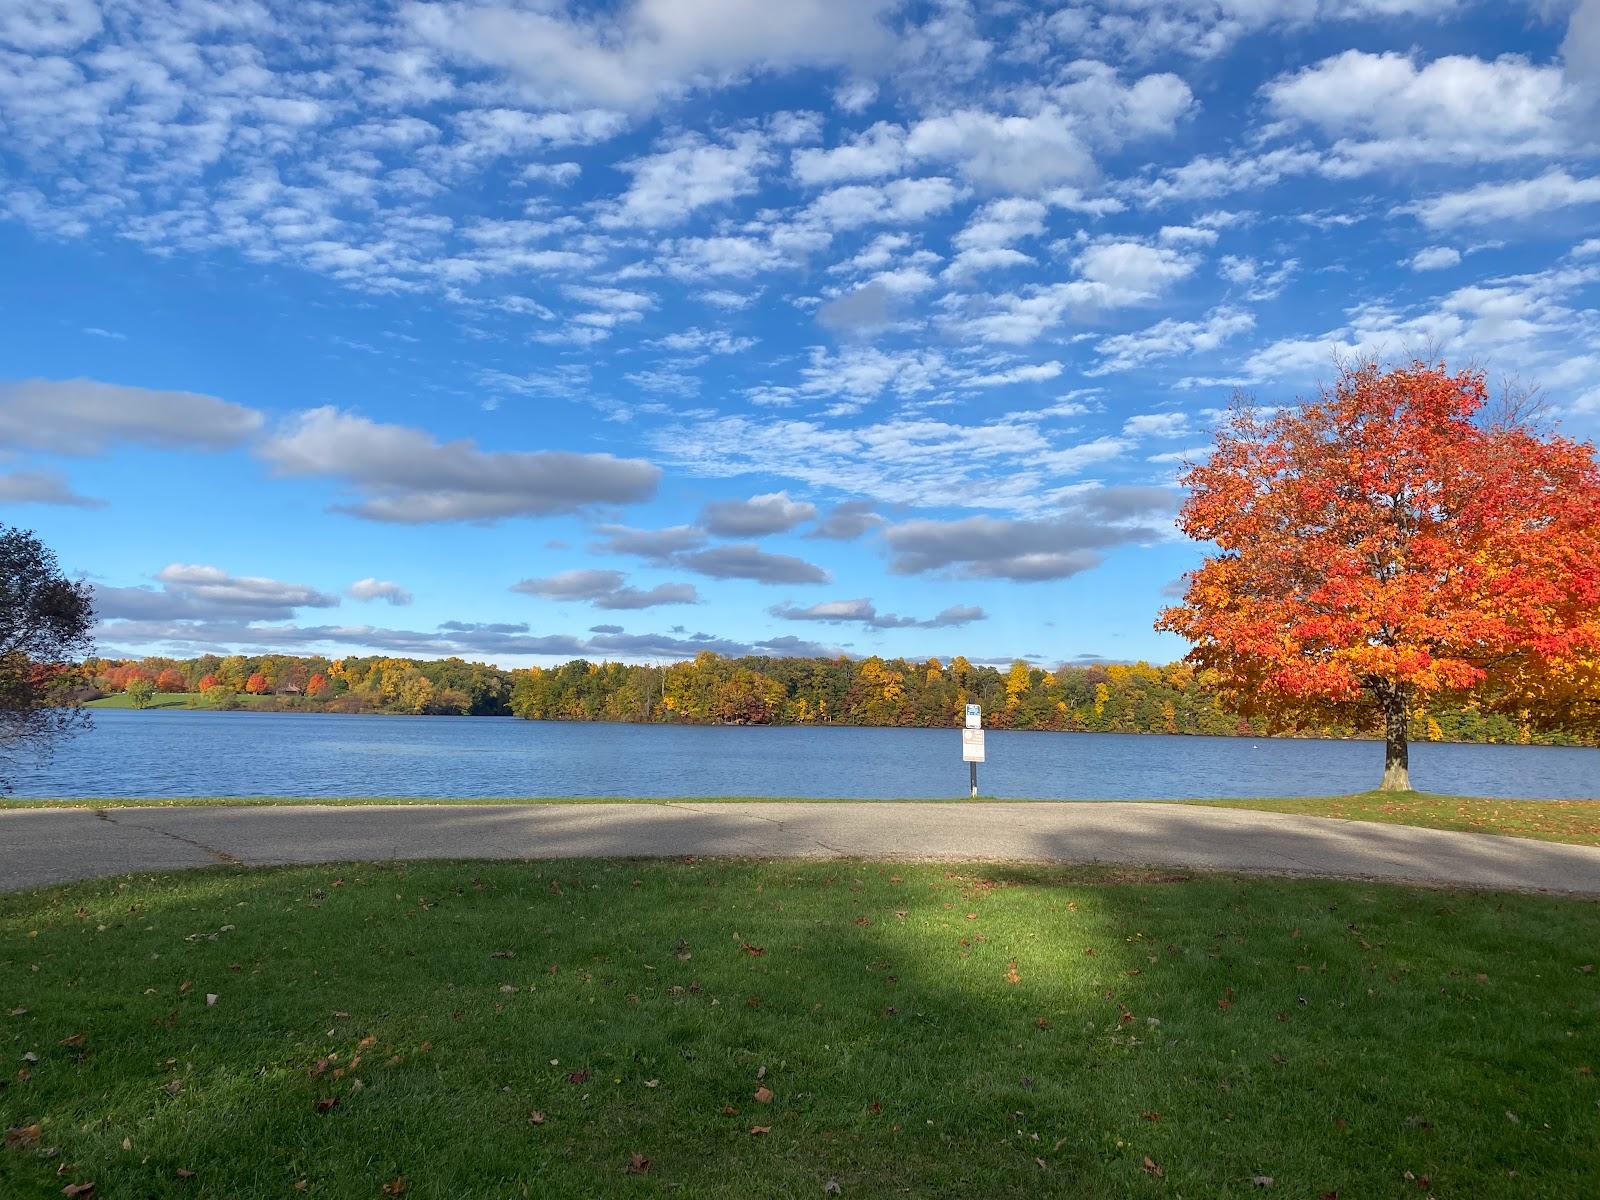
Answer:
84, 692, 281, 711
1195, 791, 1600, 847
2, 861, 1596, 1198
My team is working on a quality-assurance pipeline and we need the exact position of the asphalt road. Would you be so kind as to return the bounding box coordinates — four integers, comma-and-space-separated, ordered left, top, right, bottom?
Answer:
3, 802, 1598, 894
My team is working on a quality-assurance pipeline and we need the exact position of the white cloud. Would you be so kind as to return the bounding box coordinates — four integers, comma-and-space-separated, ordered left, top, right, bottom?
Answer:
0, 378, 263, 454
954, 240, 1197, 345
520, 162, 582, 185
0, 469, 102, 508
1091, 308, 1255, 373
1409, 245, 1462, 270
409, 0, 898, 109
512, 569, 699, 609
805, 177, 966, 229
1410, 170, 1600, 227
1263, 50, 1578, 173
676, 544, 832, 585
770, 598, 985, 629
1217, 255, 1297, 300
833, 79, 878, 113
96, 564, 340, 625
700, 490, 818, 536
259, 407, 660, 523
654, 412, 1137, 513
1122, 412, 1191, 438
1048, 1, 1468, 63
792, 122, 907, 186
883, 487, 1175, 581
348, 578, 414, 605
601, 133, 771, 227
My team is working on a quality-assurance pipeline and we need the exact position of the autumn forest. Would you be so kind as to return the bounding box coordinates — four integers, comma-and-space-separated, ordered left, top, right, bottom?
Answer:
72, 650, 1594, 748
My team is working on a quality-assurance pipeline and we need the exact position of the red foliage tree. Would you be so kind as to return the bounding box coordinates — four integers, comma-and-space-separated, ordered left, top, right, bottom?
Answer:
155, 668, 187, 693
244, 672, 270, 695
306, 673, 330, 698
197, 674, 219, 692
1158, 360, 1600, 790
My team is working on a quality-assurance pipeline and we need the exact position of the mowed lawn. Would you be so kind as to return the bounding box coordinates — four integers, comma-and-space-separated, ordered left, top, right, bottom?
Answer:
3, 862, 1597, 1199
84, 693, 279, 711
1195, 792, 1600, 847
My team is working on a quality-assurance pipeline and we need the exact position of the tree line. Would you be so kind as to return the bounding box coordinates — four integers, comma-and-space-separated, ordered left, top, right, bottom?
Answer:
70, 650, 1594, 746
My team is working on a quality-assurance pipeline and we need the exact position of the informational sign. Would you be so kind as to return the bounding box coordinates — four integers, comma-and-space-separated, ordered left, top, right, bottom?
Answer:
964, 703, 982, 729
962, 727, 986, 762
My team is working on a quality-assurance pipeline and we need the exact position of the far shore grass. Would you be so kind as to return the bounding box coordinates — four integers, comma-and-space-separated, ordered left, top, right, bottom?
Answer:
5, 791, 1600, 846
3, 860, 1597, 1198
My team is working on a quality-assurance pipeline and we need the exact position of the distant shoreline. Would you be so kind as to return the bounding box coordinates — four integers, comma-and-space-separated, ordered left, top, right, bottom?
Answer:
78, 701, 1600, 751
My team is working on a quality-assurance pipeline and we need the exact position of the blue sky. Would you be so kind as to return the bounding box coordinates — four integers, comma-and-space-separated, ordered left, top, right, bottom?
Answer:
3, 0, 1599, 669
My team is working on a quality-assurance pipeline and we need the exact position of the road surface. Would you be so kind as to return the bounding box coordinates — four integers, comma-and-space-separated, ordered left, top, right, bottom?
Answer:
3, 801, 1598, 893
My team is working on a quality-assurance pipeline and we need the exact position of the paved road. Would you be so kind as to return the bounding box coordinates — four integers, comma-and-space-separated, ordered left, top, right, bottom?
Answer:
2, 802, 1599, 894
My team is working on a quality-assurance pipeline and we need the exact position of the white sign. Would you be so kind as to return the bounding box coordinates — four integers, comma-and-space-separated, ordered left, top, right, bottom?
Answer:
964, 703, 982, 729
962, 727, 986, 762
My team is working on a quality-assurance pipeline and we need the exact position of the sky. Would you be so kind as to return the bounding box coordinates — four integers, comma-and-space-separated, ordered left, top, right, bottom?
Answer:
3, 0, 1599, 670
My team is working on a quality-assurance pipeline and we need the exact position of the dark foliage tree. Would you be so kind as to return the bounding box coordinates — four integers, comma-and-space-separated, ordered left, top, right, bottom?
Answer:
1, 526, 95, 790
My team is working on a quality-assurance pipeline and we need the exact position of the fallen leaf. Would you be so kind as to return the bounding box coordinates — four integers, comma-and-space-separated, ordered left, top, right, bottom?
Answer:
491, 950, 515, 959
314, 1097, 339, 1113
1004, 961, 1021, 985
1253, 1176, 1274, 1188
61, 1185, 95, 1198
721, 1105, 736, 1116
749, 1126, 771, 1136
176, 1168, 196, 1180
5, 1124, 42, 1149
529, 1110, 546, 1125
205, 995, 217, 1007
644, 1079, 659, 1088
382, 1177, 406, 1196
626, 1152, 651, 1175
59, 1033, 86, 1048
1142, 1156, 1164, 1178
755, 1085, 774, 1104
566, 1070, 590, 1085
1140, 1110, 1160, 1122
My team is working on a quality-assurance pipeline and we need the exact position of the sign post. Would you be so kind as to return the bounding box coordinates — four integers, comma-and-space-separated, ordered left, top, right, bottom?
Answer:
962, 704, 983, 797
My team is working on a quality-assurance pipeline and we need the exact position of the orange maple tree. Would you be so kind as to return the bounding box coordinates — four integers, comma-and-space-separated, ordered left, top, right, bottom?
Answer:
244, 672, 270, 695
1158, 360, 1600, 790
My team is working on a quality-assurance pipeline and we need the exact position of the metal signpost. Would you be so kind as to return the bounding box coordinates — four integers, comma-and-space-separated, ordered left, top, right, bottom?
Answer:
962, 704, 984, 797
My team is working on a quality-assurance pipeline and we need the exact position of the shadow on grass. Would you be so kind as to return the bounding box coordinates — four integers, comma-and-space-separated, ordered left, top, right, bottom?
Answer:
2, 859, 1597, 1198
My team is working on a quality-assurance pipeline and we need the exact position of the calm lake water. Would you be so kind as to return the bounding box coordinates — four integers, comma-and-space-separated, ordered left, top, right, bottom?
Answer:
7, 709, 1599, 799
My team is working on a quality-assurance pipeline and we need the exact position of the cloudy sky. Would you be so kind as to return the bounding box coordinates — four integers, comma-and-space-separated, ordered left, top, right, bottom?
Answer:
4, 0, 1599, 668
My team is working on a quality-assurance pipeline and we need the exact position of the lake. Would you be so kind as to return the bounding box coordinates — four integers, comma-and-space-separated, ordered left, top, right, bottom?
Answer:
7, 709, 1599, 799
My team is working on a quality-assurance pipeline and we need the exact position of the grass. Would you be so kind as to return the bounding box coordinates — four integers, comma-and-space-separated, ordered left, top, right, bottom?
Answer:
2, 861, 1597, 1198
1196, 791, 1600, 847
84, 693, 279, 711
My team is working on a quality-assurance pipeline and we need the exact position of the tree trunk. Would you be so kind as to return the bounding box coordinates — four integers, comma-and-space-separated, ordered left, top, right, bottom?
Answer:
1378, 685, 1411, 792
